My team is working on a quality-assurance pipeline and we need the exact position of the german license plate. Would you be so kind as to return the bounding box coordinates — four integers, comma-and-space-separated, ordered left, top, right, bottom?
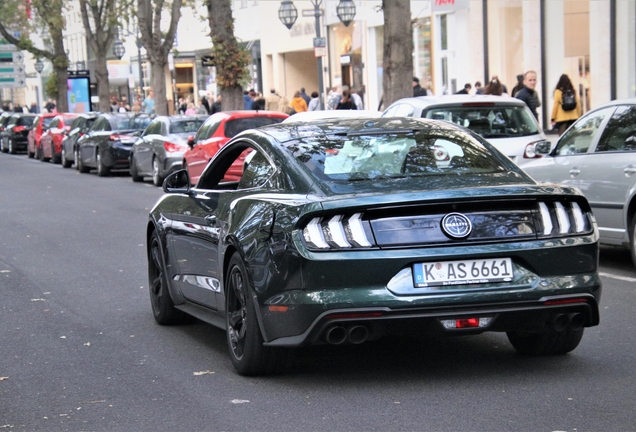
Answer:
413, 258, 514, 288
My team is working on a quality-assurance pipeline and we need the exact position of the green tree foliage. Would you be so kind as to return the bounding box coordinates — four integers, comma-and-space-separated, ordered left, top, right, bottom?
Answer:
0, 0, 70, 112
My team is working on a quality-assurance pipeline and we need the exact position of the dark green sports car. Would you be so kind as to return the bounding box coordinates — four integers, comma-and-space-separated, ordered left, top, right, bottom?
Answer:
146, 117, 601, 375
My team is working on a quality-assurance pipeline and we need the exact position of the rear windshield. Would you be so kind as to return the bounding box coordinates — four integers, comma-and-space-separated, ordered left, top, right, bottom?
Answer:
285, 130, 511, 182
17, 117, 35, 126
225, 117, 285, 138
42, 117, 55, 128
114, 116, 151, 131
172, 119, 204, 134
423, 105, 540, 138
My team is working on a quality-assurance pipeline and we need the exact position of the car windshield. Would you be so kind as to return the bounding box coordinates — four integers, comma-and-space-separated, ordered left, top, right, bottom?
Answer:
285, 129, 509, 182
171, 119, 204, 134
225, 117, 284, 138
423, 105, 540, 138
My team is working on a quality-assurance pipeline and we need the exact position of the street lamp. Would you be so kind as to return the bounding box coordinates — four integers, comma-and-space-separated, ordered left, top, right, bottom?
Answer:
112, 29, 126, 60
34, 58, 44, 73
336, 0, 356, 27
279, 0, 356, 110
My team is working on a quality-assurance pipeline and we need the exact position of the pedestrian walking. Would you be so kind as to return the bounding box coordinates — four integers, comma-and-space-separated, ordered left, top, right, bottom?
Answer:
326, 87, 341, 110
455, 83, 472, 94
143, 89, 155, 114
511, 74, 524, 97
291, 91, 308, 113
299, 87, 311, 105
336, 90, 356, 110
551, 74, 581, 136
265, 89, 281, 111
413, 77, 427, 97
211, 95, 222, 114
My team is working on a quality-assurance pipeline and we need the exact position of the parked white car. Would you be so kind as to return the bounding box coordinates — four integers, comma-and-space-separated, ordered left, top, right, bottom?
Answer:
382, 95, 550, 167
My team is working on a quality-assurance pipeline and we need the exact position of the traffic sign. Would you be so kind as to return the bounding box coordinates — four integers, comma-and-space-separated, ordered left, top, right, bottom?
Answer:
0, 51, 24, 63
302, 9, 322, 17
0, 76, 26, 88
0, 64, 25, 74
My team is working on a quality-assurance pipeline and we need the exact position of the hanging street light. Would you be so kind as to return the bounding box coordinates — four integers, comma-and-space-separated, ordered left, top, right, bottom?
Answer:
34, 58, 44, 74
112, 34, 126, 60
336, 0, 356, 27
278, 0, 298, 30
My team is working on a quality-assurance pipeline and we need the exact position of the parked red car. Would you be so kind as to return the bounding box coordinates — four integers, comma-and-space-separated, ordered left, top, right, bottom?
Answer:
39, 113, 79, 163
183, 111, 288, 185
27, 112, 58, 159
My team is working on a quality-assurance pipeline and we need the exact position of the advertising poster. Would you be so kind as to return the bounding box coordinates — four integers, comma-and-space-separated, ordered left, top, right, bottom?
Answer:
67, 77, 91, 113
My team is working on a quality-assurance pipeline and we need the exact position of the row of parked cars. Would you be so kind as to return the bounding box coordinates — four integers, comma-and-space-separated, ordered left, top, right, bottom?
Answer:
0, 109, 289, 186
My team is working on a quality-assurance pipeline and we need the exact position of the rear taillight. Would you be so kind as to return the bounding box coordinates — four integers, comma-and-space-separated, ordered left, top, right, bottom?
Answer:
13, 126, 25, 133
109, 134, 133, 141
163, 141, 183, 153
302, 213, 374, 250
538, 201, 591, 236
440, 317, 493, 329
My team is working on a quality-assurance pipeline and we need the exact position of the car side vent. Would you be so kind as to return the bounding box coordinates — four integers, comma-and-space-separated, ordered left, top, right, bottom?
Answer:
538, 201, 590, 236
302, 213, 374, 250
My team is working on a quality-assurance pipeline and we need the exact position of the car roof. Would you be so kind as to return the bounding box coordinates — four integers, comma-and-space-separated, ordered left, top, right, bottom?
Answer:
283, 110, 381, 123
384, 95, 528, 111
257, 115, 468, 143
209, 110, 289, 120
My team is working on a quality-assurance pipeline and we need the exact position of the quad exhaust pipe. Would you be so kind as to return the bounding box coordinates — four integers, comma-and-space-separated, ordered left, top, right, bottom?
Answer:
325, 325, 370, 345
550, 313, 584, 332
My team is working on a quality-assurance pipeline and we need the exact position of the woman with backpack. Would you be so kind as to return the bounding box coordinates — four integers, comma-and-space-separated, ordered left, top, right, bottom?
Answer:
551, 74, 581, 136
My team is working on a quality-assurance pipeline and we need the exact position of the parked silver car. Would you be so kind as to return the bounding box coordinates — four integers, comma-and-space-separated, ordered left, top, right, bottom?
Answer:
382, 95, 550, 167
130, 115, 208, 186
523, 98, 636, 265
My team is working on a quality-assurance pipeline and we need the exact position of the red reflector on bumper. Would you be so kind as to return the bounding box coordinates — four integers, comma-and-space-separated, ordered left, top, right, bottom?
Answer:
268, 305, 288, 312
456, 318, 480, 328
544, 299, 587, 306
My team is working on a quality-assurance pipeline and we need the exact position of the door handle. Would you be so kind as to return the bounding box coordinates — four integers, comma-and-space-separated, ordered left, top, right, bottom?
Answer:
204, 215, 217, 225
624, 166, 636, 175
569, 168, 580, 176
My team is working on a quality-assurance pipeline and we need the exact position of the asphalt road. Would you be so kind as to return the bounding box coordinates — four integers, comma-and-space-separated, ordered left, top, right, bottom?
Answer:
1, 153, 635, 431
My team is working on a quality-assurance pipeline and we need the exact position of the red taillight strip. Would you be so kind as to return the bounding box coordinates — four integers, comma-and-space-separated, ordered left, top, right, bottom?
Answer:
544, 298, 588, 306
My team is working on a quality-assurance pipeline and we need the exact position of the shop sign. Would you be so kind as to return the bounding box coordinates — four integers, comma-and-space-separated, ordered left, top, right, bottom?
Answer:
432, 0, 470, 12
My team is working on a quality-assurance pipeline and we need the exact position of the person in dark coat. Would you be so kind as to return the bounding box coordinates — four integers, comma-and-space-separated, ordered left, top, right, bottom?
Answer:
201, 96, 211, 114
455, 83, 472, 94
515, 70, 541, 119
299, 87, 311, 105
413, 77, 427, 97
335, 90, 356, 110
211, 95, 222, 114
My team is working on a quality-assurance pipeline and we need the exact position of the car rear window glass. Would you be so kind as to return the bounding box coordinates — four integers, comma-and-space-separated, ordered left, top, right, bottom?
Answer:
285, 130, 510, 181
225, 117, 285, 138
42, 117, 54, 128
423, 105, 540, 138
114, 116, 151, 130
17, 116, 35, 126
172, 119, 205, 134
595, 105, 636, 152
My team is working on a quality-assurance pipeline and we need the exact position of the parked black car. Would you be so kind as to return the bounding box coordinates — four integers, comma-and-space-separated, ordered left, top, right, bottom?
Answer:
130, 114, 208, 186
60, 113, 98, 168
1, 113, 36, 154
77, 113, 153, 176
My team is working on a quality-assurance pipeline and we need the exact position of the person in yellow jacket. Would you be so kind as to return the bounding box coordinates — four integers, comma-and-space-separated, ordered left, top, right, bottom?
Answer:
551, 74, 581, 136
290, 91, 308, 114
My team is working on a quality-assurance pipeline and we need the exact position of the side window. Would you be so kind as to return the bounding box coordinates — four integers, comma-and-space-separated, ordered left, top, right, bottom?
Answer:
143, 120, 159, 136
49, 118, 59, 128
595, 106, 636, 152
554, 107, 615, 156
237, 151, 275, 189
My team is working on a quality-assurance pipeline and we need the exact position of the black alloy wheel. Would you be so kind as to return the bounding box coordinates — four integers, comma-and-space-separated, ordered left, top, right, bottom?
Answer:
152, 156, 164, 187
507, 327, 584, 355
225, 252, 289, 375
96, 150, 110, 177
130, 153, 143, 182
148, 230, 187, 325
61, 147, 72, 168
27, 145, 34, 158
77, 151, 90, 173
51, 143, 61, 164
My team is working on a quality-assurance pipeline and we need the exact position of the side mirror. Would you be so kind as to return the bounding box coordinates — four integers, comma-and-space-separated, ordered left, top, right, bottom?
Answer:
187, 136, 195, 149
163, 169, 191, 194
534, 140, 552, 156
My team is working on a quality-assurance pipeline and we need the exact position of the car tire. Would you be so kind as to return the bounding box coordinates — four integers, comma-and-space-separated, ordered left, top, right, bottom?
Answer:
152, 157, 164, 187
96, 151, 110, 177
130, 154, 143, 182
74, 150, 80, 171
1, 139, 7, 153
629, 216, 636, 269
27, 146, 34, 158
148, 230, 188, 325
61, 147, 72, 168
225, 252, 291, 376
507, 327, 584, 355
51, 143, 61, 164
8, 139, 16, 155
77, 152, 90, 173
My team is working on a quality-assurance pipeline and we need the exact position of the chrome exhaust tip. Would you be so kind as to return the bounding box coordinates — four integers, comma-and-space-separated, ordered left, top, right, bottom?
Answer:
325, 326, 348, 345
348, 325, 369, 344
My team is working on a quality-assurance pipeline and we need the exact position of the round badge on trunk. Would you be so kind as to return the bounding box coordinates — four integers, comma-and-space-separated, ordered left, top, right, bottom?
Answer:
441, 213, 472, 239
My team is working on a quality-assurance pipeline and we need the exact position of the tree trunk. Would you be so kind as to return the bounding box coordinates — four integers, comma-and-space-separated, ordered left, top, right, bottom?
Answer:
55, 66, 69, 112
207, 0, 250, 111
51, 26, 69, 112
94, 52, 111, 113
152, 61, 168, 115
381, 0, 413, 108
